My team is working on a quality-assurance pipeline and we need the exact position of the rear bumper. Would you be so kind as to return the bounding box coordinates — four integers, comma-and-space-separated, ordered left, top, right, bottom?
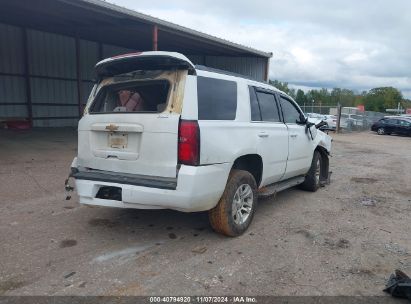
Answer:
71, 169, 177, 190
72, 162, 231, 212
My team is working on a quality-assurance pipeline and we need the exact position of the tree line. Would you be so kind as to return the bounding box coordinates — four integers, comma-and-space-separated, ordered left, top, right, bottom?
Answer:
269, 80, 411, 113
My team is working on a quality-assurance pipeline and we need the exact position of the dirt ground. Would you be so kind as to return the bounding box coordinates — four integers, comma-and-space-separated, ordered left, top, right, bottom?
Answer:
0, 129, 410, 296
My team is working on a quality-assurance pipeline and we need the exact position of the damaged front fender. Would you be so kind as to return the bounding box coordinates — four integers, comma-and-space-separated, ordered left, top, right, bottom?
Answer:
318, 131, 332, 154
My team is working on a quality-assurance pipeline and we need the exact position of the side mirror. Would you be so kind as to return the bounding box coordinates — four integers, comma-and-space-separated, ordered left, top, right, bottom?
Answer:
296, 114, 308, 125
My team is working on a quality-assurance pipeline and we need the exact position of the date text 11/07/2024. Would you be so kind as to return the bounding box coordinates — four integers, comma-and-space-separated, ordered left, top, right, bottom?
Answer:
149, 296, 258, 303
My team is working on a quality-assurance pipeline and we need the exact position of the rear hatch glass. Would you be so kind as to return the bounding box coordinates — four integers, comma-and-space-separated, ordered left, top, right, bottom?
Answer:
90, 80, 170, 114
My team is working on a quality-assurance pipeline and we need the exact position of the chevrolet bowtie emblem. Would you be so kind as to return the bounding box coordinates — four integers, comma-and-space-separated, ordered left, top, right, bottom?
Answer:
105, 124, 119, 132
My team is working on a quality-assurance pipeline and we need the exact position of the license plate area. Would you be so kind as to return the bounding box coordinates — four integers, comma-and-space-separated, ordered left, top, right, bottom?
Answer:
108, 133, 128, 149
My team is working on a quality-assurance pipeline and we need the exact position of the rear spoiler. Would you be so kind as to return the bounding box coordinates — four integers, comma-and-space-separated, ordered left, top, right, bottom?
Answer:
95, 52, 196, 78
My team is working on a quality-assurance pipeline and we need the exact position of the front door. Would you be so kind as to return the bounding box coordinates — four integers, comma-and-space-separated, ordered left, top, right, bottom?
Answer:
278, 95, 314, 180
397, 119, 411, 135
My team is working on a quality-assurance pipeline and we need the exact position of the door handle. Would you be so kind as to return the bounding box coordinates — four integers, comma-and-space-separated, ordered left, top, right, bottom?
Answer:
290, 134, 298, 138
258, 132, 269, 138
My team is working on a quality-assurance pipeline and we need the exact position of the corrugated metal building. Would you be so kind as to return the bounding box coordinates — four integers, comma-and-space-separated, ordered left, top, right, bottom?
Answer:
0, 0, 272, 127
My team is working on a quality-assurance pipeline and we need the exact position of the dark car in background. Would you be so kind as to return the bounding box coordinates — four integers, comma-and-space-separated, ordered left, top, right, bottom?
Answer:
371, 118, 411, 136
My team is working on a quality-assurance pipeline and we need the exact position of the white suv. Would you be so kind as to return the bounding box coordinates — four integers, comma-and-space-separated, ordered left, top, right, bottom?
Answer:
67, 52, 332, 236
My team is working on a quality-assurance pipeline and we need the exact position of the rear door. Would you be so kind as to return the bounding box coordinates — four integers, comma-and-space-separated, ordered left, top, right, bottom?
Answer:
385, 119, 399, 133
76, 53, 194, 178
250, 87, 288, 185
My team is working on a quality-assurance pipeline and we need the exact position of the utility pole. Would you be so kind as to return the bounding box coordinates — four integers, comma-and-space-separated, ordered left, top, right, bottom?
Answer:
336, 103, 342, 134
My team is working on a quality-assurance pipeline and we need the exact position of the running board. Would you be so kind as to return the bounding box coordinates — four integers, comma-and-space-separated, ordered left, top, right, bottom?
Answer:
258, 176, 305, 198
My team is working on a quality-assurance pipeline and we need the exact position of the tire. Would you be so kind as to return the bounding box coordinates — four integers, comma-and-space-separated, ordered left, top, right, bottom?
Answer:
299, 151, 322, 192
377, 127, 385, 135
208, 169, 257, 237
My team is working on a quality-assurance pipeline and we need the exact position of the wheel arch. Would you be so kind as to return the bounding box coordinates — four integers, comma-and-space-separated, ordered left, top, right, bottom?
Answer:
231, 154, 263, 187
315, 145, 329, 181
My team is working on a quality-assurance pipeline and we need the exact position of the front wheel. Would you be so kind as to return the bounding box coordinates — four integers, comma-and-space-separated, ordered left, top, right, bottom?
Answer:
299, 151, 322, 192
377, 127, 385, 135
209, 169, 257, 237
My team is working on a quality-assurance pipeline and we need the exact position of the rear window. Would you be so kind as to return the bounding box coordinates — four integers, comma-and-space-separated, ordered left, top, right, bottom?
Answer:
387, 119, 399, 124
90, 80, 170, 113
197, 76, 237, 120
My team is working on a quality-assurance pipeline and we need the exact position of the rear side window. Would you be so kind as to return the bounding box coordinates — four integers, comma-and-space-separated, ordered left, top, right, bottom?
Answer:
90, 80, 170, 113
249, 86, 281, 122
279, 96, 301, 124
255, 91, 281, 122
197, 76, 237, 120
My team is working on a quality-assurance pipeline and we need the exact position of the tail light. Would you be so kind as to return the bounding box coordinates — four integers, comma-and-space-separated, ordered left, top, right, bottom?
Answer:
178, 120, 200, 166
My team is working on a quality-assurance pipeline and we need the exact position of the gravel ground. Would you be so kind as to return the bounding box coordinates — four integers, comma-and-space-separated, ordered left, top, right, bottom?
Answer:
0, 129, 410, 296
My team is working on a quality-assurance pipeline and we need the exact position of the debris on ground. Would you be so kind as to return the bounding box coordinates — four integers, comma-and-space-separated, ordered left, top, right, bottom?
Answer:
384, 269, 411, 300
360, 197, 377, 206
385, 243, 409, 256
59, 239, 77, 248
323, 238, 350, 249
192, 246, 207, 254
63, 272, 76, 279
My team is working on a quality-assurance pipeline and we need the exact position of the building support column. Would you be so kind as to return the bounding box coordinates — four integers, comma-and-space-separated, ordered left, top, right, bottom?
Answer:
264, 57, 270, 82
75, 33, 83, 117
22, 28, 33, 126
152, 25, 158, 51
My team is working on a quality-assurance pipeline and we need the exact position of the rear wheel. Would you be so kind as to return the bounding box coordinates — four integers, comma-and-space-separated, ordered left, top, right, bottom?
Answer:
377, 127, 385, 135
299, 151, 322, 192
209, 169, 257, 237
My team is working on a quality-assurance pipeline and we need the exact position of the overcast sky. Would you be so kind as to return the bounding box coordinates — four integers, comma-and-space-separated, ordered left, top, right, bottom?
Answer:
110, 0, 411, 98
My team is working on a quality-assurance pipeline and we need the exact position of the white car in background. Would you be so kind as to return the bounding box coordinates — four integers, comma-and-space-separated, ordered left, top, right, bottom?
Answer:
323, 115, 337, 130
306, 113, 336, 130
306, 113, 325, 125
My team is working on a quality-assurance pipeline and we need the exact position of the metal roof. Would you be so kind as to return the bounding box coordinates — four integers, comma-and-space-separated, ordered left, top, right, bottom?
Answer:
61, 0, 272, 58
